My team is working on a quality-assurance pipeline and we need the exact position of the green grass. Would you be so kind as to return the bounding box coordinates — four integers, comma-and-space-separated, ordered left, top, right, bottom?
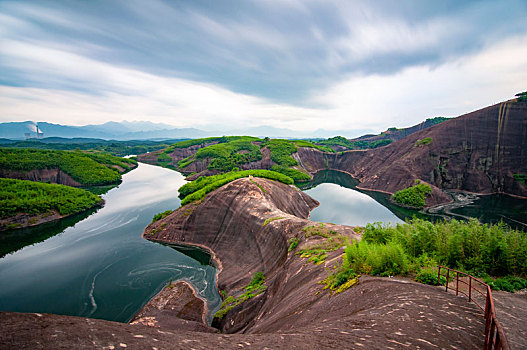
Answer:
152, 210, 172, 223
157, 153, 171, 163
288, 237, 300, 252
0, 178, 102, 218
165, 137, 226, 151
415, 137, 433, 146
270, 165, 311, 182
324, 218, 527, 292
177, 156, 195, 169
0, 148, 130, 186
263, 216, 284, 226
297, 224, 347, 265
317, 136, 355, 149
265, 139, 299, 167
293, 140, 334, 153
392, 181, 432, 208
515, 91, 527, 102
180, 170, 293, 205
214, 272, 267, 319
513, 174, 527, 184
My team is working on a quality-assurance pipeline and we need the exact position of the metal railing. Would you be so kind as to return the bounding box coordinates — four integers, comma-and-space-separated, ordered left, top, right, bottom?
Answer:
437, 266, 510, 350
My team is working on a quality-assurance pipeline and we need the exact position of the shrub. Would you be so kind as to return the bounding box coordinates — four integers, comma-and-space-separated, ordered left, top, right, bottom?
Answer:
180, 170, 293, 205
415, 137, 433, 146
214, 272, 267, 319
360, 218, 527, 277
0, 148, 125, 186
415, 267, 446, 285
345, 241, 410, 276
288, 237, 300, 252
271, 165, 311, 182
0, 178, 102, 218
263, 216, 284, 226
265, 139, 298, 167
392, 182, 432, 208
152, 210, 172, 223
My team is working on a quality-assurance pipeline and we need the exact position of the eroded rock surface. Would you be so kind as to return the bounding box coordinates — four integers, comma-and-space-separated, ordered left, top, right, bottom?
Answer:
130, 281, 216, 333
2, 178, 522, 349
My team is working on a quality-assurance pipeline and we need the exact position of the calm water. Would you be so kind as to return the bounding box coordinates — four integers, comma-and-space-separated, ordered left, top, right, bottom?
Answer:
301, 170, 527, 229
0, 163, 221, 323
301, 170, 403, 226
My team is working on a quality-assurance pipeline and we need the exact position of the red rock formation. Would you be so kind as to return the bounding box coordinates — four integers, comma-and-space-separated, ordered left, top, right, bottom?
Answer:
2, 178, 519, 348
325, 100, 527, 204
0, 168, 82, 187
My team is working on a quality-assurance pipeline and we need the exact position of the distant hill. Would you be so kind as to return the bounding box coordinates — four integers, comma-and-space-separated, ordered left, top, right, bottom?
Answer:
0, 121, 372, 140
0, 121, 208, 140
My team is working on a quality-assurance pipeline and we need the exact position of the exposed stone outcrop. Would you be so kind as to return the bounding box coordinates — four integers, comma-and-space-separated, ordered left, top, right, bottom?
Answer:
141, 178, 488, 348
130, 281, 216, 333
137, 100, 527, 207
2, 178, 519, 348
0, 168, 82, 187
322, 101, 527, 205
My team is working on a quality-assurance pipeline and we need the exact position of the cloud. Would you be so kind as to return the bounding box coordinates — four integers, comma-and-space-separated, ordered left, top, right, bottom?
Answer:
315, 34, 527, 129
1, 33, 526, 135
1, 0, 527, 135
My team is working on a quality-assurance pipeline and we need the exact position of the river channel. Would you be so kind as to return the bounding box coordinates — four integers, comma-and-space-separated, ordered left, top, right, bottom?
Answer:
1, 166, 525, 325
0, 163, 221, 323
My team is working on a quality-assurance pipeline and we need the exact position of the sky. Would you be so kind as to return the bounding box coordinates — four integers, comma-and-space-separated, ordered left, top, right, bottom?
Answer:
1, 0, 527, 137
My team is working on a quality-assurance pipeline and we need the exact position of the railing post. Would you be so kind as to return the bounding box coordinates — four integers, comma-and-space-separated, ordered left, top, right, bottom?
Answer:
437, 266, 441, 286
468, 276, 472, 302
446, 269, 450, 292
456, 271, 459, 296
489, 319, 496, 349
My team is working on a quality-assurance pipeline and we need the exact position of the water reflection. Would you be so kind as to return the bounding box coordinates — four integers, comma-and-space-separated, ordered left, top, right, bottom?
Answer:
0, 163, 221, 323
301, 170, 403, 226
301, 170, 527, 230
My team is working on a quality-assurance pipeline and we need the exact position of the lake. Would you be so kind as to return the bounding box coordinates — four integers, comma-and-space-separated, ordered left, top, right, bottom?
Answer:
0, 163, 221, 323
1, 166, 525, 326
300, 170, 527, 230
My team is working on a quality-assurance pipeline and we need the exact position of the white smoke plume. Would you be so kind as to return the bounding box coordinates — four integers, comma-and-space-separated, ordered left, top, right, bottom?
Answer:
26, 121, 39, 133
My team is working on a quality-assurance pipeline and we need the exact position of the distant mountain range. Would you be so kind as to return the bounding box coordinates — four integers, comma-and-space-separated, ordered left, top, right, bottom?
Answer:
0, 121, 372, 140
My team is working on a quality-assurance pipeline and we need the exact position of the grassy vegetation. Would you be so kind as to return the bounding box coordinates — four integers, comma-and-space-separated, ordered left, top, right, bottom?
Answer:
288, 237, 300, 252
159, 137, 335, 183
425, 117, 450, 126
157, 152, 172, 163
152, 210, 172, 223
177, 156, 195, 169
180, 170, 293, 205
270, 165, 311, 182
77, 151, 136, 169
264, 139, 298, 167
415, 137, 433, 146
214, 272, 267, 320
392, 181, 432, 208
0, 178, 102, 218
0, 138, 176, 157
325, 218, 527, 292
515, 91, 527, 102
296, 224, 347, 265
263, 216, 284, 226
200, 138, 262, 172
317, 136, 392, 150
0, 148, 134, 186
317, 136, 355, 149
165, 136, 226, 150
513, 174, 527, 184
293, 140, 334, 153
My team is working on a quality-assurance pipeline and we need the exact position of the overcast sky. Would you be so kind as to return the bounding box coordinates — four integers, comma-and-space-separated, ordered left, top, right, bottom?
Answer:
1, 0, 526, 136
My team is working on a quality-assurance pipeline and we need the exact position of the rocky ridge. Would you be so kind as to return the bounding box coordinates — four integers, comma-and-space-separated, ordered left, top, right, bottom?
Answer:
2, 177, 525, 348
139, 100, 527, 207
